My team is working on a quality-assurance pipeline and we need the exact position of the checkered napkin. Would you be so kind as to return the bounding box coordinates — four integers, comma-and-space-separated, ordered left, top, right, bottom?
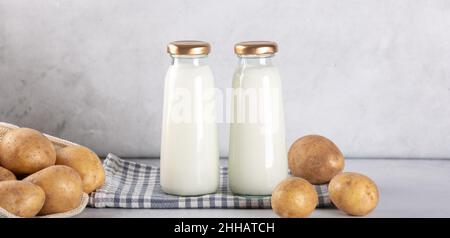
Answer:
88, 154, 331, 209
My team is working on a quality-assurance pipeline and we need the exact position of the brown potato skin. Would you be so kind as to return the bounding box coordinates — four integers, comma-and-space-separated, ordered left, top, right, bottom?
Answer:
328, 172, 379, 216
271, 177, 318, 218
24, 165, 83, 215
288, 135, 344, 184
0, 128, 56, 175
56, 145, 105, 194
0, 180, 45, 218
0, 166, 16, 181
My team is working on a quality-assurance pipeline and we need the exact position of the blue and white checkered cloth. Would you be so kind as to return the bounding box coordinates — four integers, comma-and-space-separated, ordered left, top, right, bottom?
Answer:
88, 154, 331, 209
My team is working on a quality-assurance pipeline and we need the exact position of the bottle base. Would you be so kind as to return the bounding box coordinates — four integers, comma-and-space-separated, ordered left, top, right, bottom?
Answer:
161, 186, 218, 197
229, 187, 273, 196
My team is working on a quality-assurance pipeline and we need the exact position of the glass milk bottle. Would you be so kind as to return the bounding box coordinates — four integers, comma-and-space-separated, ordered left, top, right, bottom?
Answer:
228, 41, 288, 195
160, 41, 219, 196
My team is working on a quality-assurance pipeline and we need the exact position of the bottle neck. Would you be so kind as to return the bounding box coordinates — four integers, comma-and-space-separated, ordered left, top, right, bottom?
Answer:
238, 55, 274, 67
171, 55, 208, 66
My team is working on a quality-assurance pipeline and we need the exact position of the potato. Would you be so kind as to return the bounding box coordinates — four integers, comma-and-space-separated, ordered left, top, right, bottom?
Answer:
328, 172, 379, 216
0, 128, 56, 175
24, 165, 83, 215
0, 180, 45, 217
0, 166, 16, 181
288, 135, 344, 184
271, 177, 318, 218
56, 145, 105, 193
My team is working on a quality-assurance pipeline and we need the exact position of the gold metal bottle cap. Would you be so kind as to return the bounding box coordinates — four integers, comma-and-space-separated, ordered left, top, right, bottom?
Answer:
234, 41, 278, 56
167, 41, 210, 55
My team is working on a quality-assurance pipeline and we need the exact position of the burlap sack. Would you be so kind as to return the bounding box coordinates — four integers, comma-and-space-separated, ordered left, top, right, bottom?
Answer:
0, 122, 89, 218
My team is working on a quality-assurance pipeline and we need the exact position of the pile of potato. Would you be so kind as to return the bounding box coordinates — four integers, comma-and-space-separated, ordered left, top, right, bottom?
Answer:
0, 128, 105, 217
272, 135, 379, 218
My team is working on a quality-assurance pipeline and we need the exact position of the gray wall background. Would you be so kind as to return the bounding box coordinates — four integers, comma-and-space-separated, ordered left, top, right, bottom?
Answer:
1, 0, 449, 158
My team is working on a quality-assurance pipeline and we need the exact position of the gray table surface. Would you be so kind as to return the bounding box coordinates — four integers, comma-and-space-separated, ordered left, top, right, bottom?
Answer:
76, 158, 450, 218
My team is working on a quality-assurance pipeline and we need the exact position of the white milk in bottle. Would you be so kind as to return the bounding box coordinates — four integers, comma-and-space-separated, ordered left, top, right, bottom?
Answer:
160, 41, 219, 196
228, 41, 288, 195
